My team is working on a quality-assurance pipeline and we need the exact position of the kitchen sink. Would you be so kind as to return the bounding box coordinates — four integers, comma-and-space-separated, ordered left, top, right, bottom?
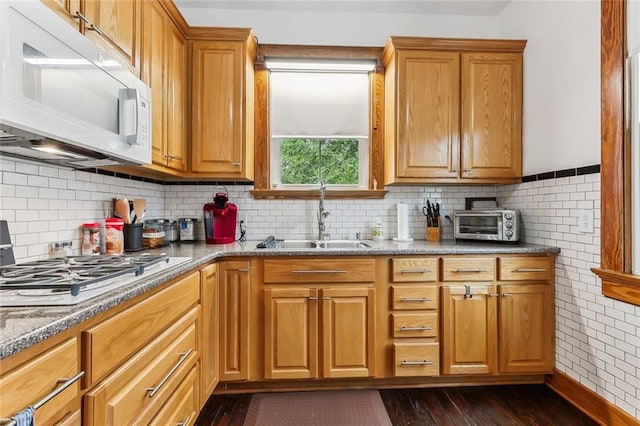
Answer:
275, 239, 375, 249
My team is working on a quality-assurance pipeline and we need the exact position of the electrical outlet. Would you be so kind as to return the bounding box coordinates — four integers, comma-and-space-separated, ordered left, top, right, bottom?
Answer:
575, 209, 594, 233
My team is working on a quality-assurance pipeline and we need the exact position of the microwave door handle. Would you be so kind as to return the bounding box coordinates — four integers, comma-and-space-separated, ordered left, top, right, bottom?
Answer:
118, 88, 140, 145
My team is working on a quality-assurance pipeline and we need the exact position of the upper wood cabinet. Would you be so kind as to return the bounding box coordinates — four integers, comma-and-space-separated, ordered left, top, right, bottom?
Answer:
383, 37, 525, 185
82, 0, 141, 75
141, 0, 187, 174
191, 31, 256, 181
41, 0, 81, 30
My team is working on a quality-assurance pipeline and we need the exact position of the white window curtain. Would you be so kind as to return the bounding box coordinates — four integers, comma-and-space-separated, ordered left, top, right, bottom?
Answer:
269, 71, 369, 138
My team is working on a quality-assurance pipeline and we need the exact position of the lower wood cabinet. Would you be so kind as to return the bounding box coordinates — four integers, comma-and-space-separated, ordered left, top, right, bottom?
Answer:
0, 338, 81, 425
393, 342, 440, 377
149, 365, 199, 426
264, 286, 376, 379
218, 260, 251, 381
200, 264, 219, 401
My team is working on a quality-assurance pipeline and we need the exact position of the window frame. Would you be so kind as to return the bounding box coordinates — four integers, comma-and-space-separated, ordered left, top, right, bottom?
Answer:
592, 0, 640, 305
250, 44, 387, 200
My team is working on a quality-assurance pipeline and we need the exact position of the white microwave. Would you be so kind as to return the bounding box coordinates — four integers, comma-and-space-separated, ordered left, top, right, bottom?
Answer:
0, 1, 151, 168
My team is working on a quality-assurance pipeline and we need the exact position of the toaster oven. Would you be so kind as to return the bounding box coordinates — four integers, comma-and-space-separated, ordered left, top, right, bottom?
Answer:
453, 209, 520, 242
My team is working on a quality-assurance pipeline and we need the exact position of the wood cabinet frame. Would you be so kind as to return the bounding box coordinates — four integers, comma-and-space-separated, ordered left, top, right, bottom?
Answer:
250, 44, 387, 199
592, 0, 640, 305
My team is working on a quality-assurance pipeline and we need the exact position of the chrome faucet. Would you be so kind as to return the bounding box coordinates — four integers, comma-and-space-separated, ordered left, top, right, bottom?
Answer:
317, 180, 330, 240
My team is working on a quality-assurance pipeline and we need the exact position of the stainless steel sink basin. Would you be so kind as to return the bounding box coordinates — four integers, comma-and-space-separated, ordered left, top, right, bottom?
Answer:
316, 240, 376, 249
276, 239, 375, 249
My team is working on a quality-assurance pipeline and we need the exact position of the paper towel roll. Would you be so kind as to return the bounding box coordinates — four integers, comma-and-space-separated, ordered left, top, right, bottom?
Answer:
393, 202, 413, 242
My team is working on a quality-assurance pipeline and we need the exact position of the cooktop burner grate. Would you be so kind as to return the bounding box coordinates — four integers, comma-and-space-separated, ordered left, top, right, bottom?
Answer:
0, 254, 169, 296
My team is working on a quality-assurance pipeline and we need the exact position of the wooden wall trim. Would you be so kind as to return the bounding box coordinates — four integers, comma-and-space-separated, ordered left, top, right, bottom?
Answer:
545, 369, 639, 425
385, 36, 527, 53
593, 0, 640, 305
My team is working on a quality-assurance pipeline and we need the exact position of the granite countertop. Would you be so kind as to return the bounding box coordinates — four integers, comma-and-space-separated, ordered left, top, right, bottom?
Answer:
0, 239, 559, 360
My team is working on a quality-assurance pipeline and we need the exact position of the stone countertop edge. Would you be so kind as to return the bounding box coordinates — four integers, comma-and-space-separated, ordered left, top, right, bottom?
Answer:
0, 240, 560, 360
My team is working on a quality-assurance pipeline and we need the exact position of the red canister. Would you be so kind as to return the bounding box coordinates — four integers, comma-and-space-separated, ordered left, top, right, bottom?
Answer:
105, 217, 124, 255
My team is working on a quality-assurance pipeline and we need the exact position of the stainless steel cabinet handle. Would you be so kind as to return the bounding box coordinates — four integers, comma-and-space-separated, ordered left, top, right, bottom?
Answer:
400, 326, 431, 331
3, 371, 85, 426
322, 296, 332, 300
237, 268, 249, 272
489, 293, 499, 297
400, 297, 432, 302
453, 268, 487, 273
74, 11, 90, 24
88, 23, 105, 36
502, 293, 513, 297
231, 162, 241, 167
401, 360, 433, 366
146, 349, 192, 398
513, 268, 547, 272
166, 153, 182, 160
400, 269, 432, 274
291, 270, 347, 274
176, 415, 191, 426
308, 296, 318, 300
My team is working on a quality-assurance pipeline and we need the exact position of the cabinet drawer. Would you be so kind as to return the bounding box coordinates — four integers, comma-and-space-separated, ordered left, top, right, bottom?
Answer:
150, 365, 199, 426
442, 257, 495, 281
391, 312, 438, 338
391, 258, 438, 282
499, 256, 552, 281
264, 258, 375, 283
83, 271, 199, 384
84, 308, 199, 426
0, 338, 80, 424
393, 343, 439, 377
391, 285, 437, 310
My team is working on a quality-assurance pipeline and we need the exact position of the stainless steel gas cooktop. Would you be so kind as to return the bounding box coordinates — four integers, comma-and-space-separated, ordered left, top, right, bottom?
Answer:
0, 254, 192, 306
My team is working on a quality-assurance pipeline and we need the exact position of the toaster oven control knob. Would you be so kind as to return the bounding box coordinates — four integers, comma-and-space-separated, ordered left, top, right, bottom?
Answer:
505, 222, 513, 229
505, 230, 513, 238
505, 212, 513, 220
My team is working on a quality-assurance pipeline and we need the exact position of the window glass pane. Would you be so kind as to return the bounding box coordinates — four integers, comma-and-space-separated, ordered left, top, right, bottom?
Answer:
279, 138, 360, 185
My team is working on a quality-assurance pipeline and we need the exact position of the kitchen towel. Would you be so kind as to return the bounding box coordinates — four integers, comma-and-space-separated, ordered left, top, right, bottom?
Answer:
393, 203, 413, 242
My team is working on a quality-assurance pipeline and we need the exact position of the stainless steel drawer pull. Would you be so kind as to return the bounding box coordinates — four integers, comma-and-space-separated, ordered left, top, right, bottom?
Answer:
513, 268, 547, 272
2, 371, 85, 426
400, 326, 431, 331
400, 297, 432, 302
146, 348, 193, 398
400, 269, 432, 274
292, 270, 347, 274
308, 296, 318, 300
401, 360, 433, 366
237, 268, 249, 272
232, 162, 241, 166
453, 268, 487, 273
176, 415, 191, 426
502, 293, 513, 297
489, 293, 499, 297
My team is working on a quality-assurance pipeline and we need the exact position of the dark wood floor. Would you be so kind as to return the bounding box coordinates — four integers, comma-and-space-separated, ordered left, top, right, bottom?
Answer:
195, 384, 597, 425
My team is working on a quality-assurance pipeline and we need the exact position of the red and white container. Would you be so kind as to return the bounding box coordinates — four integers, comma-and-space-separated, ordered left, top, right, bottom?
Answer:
80, 222, 101, 255
105, 218, 124, 255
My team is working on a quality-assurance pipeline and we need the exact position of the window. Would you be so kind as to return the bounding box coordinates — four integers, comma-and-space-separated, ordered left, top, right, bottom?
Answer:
267, 60, 373, 189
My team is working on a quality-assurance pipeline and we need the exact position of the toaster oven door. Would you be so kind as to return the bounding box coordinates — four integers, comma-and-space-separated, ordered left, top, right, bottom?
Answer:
455, 213, 503, 240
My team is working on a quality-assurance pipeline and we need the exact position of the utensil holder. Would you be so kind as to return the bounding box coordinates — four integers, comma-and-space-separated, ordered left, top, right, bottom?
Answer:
425, 219, 441, 242
123, 223, 144, 251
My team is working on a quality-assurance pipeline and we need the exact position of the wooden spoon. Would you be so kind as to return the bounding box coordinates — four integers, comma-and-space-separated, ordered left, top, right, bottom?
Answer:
133, 199, 146, 223
115, 198, 130, 224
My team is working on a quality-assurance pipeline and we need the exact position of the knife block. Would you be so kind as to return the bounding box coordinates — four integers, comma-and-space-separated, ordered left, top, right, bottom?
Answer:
425, 219, 441, 242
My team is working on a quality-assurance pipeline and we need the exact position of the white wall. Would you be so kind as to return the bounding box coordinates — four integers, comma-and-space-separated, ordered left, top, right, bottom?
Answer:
180, 8, 498, 46
497, 0, 601, 174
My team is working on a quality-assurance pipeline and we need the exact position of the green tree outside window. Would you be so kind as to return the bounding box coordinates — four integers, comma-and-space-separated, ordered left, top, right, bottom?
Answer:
280, 138, 359, 185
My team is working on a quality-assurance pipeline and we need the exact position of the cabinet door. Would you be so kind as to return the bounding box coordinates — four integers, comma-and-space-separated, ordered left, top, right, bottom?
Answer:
200, 264, 219, 399
191, 40, 252, 178
441, 284, 497, 375
321, 287, 375, 378
141, 0, 166, 166
41, 0, 81, 30
219, 261, 251, 381
165, 23, 187, 171
264, 288, 318, 379
395, 50, 460, 180
83, 0, 140, 74
461, 52, 522, 179
498, 284, 553, 373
